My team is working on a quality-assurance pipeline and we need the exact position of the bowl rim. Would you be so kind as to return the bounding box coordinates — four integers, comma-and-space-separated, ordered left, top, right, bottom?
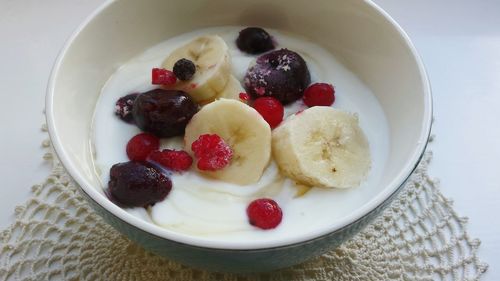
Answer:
45, 0, 433, 250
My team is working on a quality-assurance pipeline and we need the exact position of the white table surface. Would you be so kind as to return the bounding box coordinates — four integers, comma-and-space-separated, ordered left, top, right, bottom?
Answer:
0, 0, 498, 279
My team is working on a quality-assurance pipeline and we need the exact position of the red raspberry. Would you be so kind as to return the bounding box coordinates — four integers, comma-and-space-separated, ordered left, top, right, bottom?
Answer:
253, 97, 284, 128
126, 133, 160, 161
239, 92, 250, 101
247, 198, 283, 229
191, 134, 233, 171
148, 149, 193, 172
152, 68, 177, 85
303, 83, 335, 107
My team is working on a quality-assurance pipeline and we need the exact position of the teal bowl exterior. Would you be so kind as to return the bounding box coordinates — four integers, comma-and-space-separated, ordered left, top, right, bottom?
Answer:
78, 169, 415, 272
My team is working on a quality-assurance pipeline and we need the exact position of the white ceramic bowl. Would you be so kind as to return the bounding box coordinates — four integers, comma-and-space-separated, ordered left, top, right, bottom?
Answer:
46, 0, 432, 272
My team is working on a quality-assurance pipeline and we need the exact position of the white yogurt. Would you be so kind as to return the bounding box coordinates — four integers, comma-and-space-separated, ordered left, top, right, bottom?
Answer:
92, 26, 390, 242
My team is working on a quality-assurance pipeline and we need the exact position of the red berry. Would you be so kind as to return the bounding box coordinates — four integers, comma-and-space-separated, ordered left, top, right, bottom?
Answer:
303, 83, 335, 107
247, 198, 283, 229
148, 149, 193, 172
239, 92, 250, 101
152, 68, 177, 85
253, 97, 284, 128
191, 134, 233, 171
126, 133, 160, 161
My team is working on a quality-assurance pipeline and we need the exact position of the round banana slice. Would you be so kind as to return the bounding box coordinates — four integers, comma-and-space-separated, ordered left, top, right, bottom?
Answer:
216, 75, 245, 100
184, 99, 272, 185
272, 106, 371, 188
162, 35, 231, 103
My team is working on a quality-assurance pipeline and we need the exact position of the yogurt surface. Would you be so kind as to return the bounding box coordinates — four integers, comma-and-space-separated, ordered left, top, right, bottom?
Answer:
92, 26, 390, 242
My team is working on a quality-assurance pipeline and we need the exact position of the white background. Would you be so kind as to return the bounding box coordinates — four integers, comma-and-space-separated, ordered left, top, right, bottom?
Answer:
0, 0, 498, 279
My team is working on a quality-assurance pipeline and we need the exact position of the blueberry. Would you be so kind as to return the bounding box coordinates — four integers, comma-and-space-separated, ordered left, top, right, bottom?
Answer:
132, 89, 198, 137
108, 161, 172, 207
173, 58, 196, 81
244, 49, 311, 104
236, 27, 275, 54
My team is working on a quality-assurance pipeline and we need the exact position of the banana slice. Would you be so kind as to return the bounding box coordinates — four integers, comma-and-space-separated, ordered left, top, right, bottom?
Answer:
272, 106, 371, 188
184, 99, 272, 185
216, 75, 246, 101
162, 35, 231, 103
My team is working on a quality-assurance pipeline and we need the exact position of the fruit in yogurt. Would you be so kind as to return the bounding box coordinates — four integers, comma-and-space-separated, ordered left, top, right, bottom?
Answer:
191, 134, 233, 171
152, 68, 177, 85
162, 35, 231, 103
126, 133, 160, 162
108, 161, 172, 207
303, 83, 335, 107
132, 89, 198, 138
253, 97, 284, 129
244, 48, 311, 104
184, 99, 272, 185
239, 92, 250, 102
216, 75, 246, 102
148, 149, 193, 172
236, 27, 275, 54
247, 198, 282, 229
114, 93, 139, 123
272, 106, 371, 188
173, 58, 196, 81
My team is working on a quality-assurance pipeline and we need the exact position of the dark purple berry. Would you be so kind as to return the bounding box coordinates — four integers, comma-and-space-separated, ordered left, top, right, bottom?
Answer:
108, 161, 172, 207
132, 89, 198, 138
236, 27, 275, 54
173, 58, 196, 81
244, 49, 311, 104
115, 93, 139, 123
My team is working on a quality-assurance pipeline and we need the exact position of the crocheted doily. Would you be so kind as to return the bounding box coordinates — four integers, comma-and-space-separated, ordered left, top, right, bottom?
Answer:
0, 130, 488, 280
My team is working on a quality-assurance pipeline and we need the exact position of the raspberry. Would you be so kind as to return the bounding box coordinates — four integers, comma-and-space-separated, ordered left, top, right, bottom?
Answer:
173, 58, 196, 81
239, 92, 250, 102
152, 68, 177, 85
253, 97, 284, 128
247, 198, 283, 229
115, 93, 139, 123
148, 149, 193, 172
191, 134, 233, 171
303, 83, 335, 107
126, 133, 160, 161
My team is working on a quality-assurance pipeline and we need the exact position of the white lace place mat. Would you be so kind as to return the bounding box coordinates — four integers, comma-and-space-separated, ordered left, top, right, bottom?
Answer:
0, 129, 489, 280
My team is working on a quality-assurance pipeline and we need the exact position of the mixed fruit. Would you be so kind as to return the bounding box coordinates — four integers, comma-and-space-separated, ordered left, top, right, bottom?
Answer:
109, 27, 370, 230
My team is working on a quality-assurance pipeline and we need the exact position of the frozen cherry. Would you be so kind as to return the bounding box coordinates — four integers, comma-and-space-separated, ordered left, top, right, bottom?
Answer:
133, 89, 198, 138
108, 161, 172, 207
148, 149, 193, 172
244, 49, 310, 104
115, 93, 139, 123
253, 97, 284, 128
236, 27, 275, 54
247, 198, 283, 229
303, 83, 335, 107
126, 133, 160, 161
173, 58, 196, 81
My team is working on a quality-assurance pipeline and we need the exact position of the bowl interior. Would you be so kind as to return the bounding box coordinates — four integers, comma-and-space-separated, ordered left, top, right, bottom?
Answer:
47, 0, 431, 249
